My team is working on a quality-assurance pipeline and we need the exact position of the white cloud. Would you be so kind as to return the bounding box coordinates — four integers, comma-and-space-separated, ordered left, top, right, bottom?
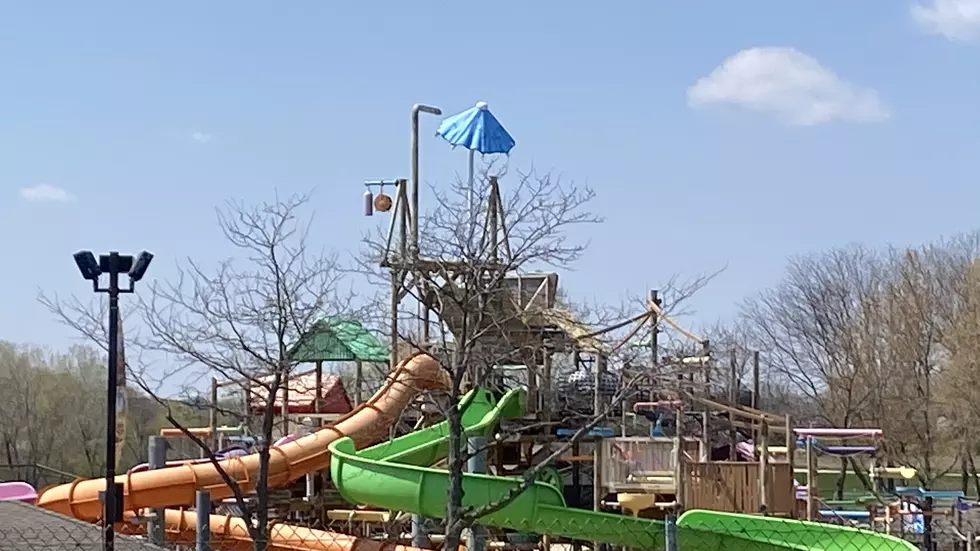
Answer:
191, 131, 213, 143
912, 0, 980, 42
19, 184, 74, 203
687, 47, 890, 126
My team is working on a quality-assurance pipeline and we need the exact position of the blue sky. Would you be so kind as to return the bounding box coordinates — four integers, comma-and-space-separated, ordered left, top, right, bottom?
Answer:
1, 1, 978, 351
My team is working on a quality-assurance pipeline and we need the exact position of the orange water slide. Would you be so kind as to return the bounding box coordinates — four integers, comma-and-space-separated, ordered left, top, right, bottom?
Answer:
118, 510, 429, 551
37, 354, 446, 521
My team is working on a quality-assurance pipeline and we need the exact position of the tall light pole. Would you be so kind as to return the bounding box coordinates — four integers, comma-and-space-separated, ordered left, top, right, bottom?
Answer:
73, 250, 153, 551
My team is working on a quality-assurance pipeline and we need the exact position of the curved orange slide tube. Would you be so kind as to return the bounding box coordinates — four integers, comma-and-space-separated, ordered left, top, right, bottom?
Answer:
37, 354, 446, 522
118, 510, 430, 551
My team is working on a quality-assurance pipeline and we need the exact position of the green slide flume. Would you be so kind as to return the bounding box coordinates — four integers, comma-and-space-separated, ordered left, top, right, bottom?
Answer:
678, 511, 918, 551
330, 387, 918, 551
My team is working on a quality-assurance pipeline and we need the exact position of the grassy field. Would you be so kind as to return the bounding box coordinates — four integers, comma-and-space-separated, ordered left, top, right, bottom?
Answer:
802, 470, 975, 500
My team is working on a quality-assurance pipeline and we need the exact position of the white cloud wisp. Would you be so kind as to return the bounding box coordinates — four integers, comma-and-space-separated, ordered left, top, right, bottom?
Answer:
20, 184, 74, 203
687, 47, 890, 126
912, 0, 980, 43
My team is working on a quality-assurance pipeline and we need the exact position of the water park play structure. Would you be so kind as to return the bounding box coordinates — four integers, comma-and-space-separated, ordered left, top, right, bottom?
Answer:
15, 355, 916, 551
0, 102, 931, 551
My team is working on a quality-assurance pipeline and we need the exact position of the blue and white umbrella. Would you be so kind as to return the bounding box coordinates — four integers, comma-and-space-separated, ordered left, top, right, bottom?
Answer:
436, 101, 515, 215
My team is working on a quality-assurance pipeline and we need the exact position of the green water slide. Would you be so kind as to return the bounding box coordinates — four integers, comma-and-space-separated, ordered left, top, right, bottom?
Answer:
330, 387, 917, 551
679, 511, 918, 551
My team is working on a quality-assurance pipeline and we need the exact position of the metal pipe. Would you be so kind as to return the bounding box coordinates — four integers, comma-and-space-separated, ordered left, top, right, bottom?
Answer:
467, 148, 476, 247
411, 515, 429, 548
410, 104, 442, 257
467, 436, 488, 551
147, 436, 167, 546
196, 490, 211, 551
665, 511, 678, 551
104, 252, 122, 551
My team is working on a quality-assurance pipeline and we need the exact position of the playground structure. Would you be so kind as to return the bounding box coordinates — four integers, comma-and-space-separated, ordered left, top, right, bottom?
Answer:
0, 102, 929, 551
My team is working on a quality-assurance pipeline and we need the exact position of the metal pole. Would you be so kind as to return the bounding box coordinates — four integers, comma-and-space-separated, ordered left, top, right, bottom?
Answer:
593, 437, 604, 551
467, 436, 487, 551
147, 436, 167, 546
410, 104, 442, 258
411, 515, 429, 548
196, 490, 211, 551
665, 510, 678, 551
104, 253, 121, 551
467, 148, 475, 239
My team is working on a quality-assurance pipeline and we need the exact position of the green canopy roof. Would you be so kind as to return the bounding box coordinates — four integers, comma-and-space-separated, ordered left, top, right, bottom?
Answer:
288, 318, 389, 363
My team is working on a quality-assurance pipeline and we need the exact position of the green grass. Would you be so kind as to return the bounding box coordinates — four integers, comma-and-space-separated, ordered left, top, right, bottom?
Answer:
797, 470, 976, 501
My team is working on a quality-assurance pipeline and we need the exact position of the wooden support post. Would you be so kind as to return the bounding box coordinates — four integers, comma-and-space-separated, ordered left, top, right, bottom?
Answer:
759, 420, 770, 513
542, 350, 552, 420
806, 435, 815, 521
785, 414, 795, 514
728, 349, 737, 461
675, 407, 685, 509
282, 370, 290, 436
649, 289, 660, 401
702, 412, 710, 462
594, 354, 604, 417
527, 350, 538, 416
242, 386, 251, 434
752, 351, 760, 445
354, 360, 363, 406
314, 361, 323, 422
209, 377, 218, 453
390, 269, 399, 373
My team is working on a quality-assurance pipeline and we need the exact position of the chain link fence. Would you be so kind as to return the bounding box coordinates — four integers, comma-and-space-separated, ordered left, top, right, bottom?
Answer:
10, 502, 980, 551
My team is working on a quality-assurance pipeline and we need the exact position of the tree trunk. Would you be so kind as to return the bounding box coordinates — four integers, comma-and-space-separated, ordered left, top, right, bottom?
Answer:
444, 398, 466, 551
834, 457, 847, 500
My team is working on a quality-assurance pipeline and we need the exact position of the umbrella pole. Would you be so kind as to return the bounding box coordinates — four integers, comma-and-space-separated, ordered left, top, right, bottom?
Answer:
467, 149, 475, 243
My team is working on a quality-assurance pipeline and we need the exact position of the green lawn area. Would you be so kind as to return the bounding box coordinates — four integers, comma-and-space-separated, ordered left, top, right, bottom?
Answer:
797, 470, 975, 502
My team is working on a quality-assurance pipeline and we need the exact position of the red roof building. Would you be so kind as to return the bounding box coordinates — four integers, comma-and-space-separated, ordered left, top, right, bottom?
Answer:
248, 373, 353, 415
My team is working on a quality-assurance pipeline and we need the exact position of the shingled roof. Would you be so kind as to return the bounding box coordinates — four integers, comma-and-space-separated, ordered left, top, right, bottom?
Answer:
288, 318, 388, 363
0, 501, 166, 551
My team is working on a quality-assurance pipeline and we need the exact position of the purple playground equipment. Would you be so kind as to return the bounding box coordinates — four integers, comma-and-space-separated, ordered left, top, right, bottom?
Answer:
0, 481, 38, 504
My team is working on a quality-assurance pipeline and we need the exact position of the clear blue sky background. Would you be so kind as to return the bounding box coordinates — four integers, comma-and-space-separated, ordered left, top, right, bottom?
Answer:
1, 1, 977, 351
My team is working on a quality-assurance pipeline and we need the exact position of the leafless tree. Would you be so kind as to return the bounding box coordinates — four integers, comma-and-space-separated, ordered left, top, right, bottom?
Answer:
41, 192, 352, 551
738, 245, 889, 497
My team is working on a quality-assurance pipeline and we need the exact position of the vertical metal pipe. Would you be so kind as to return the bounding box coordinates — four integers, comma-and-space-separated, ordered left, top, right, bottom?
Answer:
147, 436, 167, 546
593, 437, 604, 551
467, 436, 488, 551
411, 515, 428, 548
410, 104, 442, 257
104, 252, 121, 551
665, 511, 678, 551
196, 490, 211, 551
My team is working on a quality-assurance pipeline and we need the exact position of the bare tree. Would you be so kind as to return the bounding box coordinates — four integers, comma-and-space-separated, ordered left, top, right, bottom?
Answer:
41, 192, 352, 550
739, 245, 889, 497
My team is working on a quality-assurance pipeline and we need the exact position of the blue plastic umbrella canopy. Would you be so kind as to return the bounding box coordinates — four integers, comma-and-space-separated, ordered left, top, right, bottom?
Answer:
436, 101, 515, 155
